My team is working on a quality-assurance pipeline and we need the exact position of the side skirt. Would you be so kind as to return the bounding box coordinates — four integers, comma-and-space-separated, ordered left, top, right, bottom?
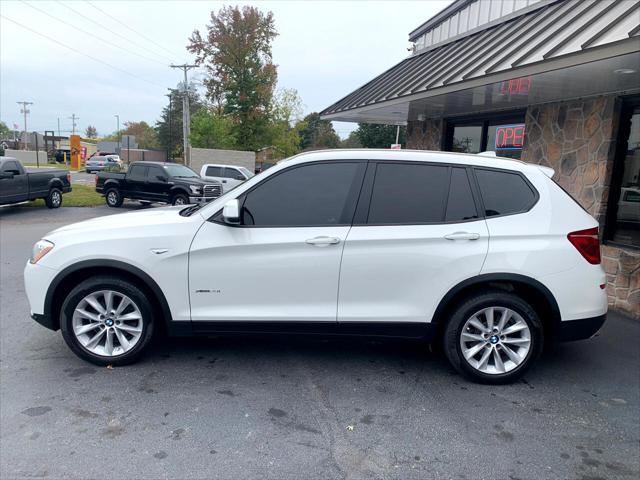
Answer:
167, 321, 436, 341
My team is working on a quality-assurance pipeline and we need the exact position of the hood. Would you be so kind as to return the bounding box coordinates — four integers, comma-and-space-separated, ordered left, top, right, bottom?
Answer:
176, 177, 221, 186
46, 205, 196, 238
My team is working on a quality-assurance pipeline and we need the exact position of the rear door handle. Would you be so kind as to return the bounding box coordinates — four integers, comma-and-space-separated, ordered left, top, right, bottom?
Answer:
444, 232, 480, 241
305, 236, 341, 247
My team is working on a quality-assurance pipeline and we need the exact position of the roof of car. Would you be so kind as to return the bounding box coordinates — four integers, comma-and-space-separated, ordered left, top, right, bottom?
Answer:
284, 149, 538, 173
130, 161, 184, 166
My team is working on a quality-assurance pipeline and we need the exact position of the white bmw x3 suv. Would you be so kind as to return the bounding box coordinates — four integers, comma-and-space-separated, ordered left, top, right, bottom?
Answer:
24, 150, 607, 383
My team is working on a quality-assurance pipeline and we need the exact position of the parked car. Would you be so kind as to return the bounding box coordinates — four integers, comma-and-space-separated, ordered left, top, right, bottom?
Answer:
617, 186, 640, 222
200, 163, 254, 193
95, 161, 222, 207
86, 155, 122, 173
0, 156, 71, 208
24, 150, 607, 383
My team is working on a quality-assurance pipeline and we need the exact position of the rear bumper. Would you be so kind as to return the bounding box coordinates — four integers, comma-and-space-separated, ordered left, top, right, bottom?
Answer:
557, 314, 606, 342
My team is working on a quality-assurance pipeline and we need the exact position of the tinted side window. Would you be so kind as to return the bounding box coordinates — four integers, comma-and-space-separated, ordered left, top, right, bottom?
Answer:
206, 166, 223, 177
222, 168, 240, 179
475, 169, 536, 216
2, 161, 19, 172
367, 163, 449, 224
128, 165, 147, 181
445, 167, 478, 222
242, 162, 363, 227
147, 166, 164, 181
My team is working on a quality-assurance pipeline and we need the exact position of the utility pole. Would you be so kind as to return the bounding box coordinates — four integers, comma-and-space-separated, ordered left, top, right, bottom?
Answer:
17, 101, 33, 150
69, 114, 79, 135
57, 117, 61, 138
170, 64, 197, 166
166, 91, 173, 162
114, 114, 120, 154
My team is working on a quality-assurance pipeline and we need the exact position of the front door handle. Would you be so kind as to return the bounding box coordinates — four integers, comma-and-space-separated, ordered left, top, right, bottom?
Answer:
305, 236, 341, 247
444, 232, 480, 241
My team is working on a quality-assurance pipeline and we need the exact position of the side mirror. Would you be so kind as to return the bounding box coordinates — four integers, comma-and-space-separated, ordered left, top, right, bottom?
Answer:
222, 199, 240, 224
156, 175, 168, 182
0, 172, 11, 179
235, 175, 245, 181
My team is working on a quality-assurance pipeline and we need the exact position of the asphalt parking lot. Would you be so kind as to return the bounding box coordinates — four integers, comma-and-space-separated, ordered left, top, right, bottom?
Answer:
1, 206, 638, 480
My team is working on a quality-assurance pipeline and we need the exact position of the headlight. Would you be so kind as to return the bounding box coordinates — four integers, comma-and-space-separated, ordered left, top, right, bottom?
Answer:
31, 240, 54, 264
189, 185, 202, 195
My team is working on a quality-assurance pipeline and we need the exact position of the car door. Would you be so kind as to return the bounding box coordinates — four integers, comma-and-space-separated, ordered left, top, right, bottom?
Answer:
189, 161, 366, 324
338, 162, 489, 326
0, 160, 29, 203
124, 164, 147, 198
146, 165, 169, 202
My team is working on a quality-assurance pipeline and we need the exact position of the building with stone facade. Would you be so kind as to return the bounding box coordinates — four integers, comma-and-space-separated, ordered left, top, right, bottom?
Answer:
321, 0, 639, 318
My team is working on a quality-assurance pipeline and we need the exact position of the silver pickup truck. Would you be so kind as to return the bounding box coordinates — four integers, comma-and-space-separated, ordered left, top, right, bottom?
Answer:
0, 157, 72, 208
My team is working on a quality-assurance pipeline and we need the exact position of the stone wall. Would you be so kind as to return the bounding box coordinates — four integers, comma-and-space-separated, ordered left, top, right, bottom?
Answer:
521, 96, 639, 319
406, 119, 444, 150
189, 147, 256, 173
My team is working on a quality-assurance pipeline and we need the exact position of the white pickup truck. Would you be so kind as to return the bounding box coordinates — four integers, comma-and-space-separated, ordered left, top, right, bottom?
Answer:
199, 164, 254, 193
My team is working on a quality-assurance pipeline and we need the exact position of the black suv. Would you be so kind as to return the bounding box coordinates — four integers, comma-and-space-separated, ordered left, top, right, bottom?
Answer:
95, 161, 222, 207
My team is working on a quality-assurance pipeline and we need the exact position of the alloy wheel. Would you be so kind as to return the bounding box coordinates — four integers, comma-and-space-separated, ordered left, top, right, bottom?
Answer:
51, 191, 61, 207
72, 290, 143, 357
107, 191, 118, 205
459, 306, 531, 375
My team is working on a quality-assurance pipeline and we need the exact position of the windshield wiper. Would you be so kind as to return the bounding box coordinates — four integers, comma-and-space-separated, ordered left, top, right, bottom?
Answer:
179, 204, 202, 217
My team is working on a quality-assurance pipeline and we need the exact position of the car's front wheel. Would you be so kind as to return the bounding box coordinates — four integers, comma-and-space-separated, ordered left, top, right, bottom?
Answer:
60, 276, 154, 366
172, 193, 189, 206
443, 291, 542, 384
45, 188, 62, 209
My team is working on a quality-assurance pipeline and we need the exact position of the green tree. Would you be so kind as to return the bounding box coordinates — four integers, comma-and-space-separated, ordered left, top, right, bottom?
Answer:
261, 88, 304, 157
120, 121, 159, 149
188, 5, 278, 151
297, 113, 340, 151
155, 86, 204, 158
355, 123, 406, 148
85, 125, 98, 138
190, 109, 237, 149
339, 131, 362, 148
0, 121, 11, 139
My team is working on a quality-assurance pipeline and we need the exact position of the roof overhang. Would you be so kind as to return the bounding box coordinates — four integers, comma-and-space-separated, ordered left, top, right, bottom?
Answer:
321, 0, 640, 124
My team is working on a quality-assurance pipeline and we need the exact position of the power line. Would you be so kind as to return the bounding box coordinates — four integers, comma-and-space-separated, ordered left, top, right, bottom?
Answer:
83, 0, 184, 61
1, 15, 166, 89
54, 0, 176, 64
20, 0, 167, 67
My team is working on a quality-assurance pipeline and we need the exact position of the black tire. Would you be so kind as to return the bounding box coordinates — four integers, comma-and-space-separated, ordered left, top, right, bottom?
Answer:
60, 276, 155, 366
44, 188, 63, 209
443, 291, 543, 384
105, 188, 123, 207
171, 193, 189, 206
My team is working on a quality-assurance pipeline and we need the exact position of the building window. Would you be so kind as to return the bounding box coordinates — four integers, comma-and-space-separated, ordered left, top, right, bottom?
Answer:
606, 98, 640, 249
445, 112, 526, 159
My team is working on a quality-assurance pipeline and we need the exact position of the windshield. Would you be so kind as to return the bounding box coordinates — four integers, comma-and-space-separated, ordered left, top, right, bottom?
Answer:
238, 167, 254, 178
165, 164, 199, 178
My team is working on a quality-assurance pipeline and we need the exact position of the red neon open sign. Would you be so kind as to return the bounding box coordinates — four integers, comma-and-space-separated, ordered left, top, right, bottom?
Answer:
495, 124, 525, 150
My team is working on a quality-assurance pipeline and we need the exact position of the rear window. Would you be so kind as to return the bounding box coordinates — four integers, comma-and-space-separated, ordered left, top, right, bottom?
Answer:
367, 163, 449, 224
475, 168, 537, 217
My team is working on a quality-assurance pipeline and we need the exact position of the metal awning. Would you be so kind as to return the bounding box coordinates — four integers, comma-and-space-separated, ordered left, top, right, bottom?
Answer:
321, 0, 640, 123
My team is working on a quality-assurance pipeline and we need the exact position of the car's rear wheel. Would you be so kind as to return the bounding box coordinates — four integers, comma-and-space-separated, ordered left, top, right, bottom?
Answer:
45, 188, 62, 209
172, 193, 189, 206
443, 291, 542, 384
60, 276, 154, 366
105, 188, 123, 207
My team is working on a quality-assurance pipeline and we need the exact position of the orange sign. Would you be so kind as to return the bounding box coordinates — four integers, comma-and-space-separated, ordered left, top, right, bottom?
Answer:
70, 135, 81, 169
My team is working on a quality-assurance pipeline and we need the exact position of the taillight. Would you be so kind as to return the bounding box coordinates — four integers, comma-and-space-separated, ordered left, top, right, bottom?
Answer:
567, 227, 601, 264
66, 172, 71, 184
95, 174, 99, 186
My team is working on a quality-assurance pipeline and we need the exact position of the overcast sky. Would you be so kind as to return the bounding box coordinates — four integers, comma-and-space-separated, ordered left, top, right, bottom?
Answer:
1, 0, 450, 139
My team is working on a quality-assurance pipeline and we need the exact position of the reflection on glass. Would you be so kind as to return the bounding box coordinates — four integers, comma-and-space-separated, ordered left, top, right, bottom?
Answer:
612, 109, 640, 247
452, 126, 482, 153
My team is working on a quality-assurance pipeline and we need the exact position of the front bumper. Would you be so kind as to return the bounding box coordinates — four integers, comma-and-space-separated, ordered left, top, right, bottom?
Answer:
557, 314, 606, 342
